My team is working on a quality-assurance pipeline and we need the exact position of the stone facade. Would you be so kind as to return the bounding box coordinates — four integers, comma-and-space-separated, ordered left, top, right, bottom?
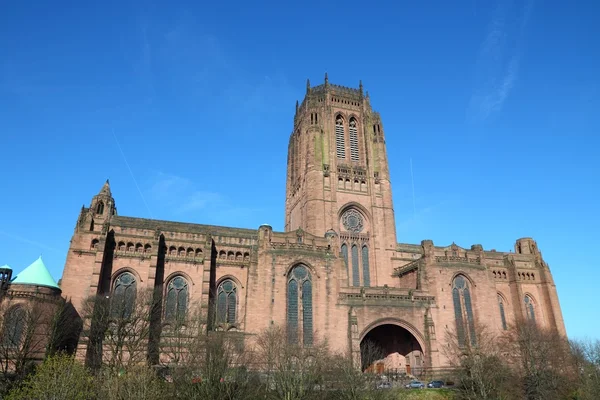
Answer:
60, 76, 566, 372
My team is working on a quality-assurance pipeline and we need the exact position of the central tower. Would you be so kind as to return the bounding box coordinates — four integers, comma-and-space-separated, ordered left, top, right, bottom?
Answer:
285, 75, 398, 286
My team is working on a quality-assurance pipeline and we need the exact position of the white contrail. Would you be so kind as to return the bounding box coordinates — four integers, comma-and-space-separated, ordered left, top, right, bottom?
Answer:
112, 128, 154, 219
0, 230, 63, 255
410, 158, 416, 218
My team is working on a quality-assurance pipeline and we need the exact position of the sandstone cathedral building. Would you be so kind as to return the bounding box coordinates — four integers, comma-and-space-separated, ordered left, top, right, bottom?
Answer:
53, 75, 566, 373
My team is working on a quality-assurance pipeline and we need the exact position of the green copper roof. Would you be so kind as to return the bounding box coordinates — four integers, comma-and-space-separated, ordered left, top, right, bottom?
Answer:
0, 265, 11, 270
11, 257, 60, 289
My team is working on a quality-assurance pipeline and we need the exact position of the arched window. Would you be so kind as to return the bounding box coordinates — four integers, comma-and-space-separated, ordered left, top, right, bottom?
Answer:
524, 295, 535, 322
111, 272, 137, 318
335, 115, 346, 159
498, 294, 507, 330
287, 265, 313, 346
96, 201, 104, 215
452, 275, 476, 347
362, 246, 370, 287
2, 307, 26, 348
165, 276, 188, 321
349, 118, 359, 162
91, 239, 99, 250
351, 245, 360, 286
341, 244, 349, 276
216, 279, 237, 325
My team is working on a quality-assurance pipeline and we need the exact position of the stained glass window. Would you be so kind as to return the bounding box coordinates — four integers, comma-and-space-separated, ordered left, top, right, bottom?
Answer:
165, 276, 188, 321
452, 275, 476, 347
351, 245, 359, 286
498, 294, 507, 330
287, 265, 312, 345
362, 246, 370, 287
302, 280, 313, 345
216, 279, 237, 324
2, 307, 25, 348
111, 272, 137, 318
524, 295, 535, 322
341, 244, 348, 267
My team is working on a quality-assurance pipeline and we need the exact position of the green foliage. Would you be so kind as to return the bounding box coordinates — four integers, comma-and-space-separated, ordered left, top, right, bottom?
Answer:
97, 365, 168, 400
7, 354, 95, 400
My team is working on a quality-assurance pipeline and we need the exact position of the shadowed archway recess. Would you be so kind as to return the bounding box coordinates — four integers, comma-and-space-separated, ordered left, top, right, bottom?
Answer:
360, 324, 424, 374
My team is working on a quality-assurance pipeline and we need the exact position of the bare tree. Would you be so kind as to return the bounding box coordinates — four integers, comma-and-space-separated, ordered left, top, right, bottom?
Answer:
443, 323, 520, 400
159, 303, 206, 368
508, 320, 578, 400
326, 351, 368, 400
81, 288, 156, 372
0, 298, 50, 380
570, 338, 600, 400
253, 325, 330, 400
45, 298, 82, 357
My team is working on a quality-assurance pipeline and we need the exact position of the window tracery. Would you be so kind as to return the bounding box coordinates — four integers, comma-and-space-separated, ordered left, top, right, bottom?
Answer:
216, 279, 237, 325
349, 118, 359, 162
2, 307, 26, 348
341, 209, 364, 233
524, 295, 536, 322
452, 275, 476, 347
111, 272, 137, 318
287, 265, 313, 346
165, 276, 188, 321
498, 294, 507, 330
335, 115, 346, 159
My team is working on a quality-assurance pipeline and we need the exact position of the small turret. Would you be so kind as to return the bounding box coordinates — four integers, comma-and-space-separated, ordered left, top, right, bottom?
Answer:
91, 180, 116, 218
306, 78, 311, 93
515, 238, 538, 255
78, 180, 117, 233
324, 72, 329, 87
0, 264, 12, 292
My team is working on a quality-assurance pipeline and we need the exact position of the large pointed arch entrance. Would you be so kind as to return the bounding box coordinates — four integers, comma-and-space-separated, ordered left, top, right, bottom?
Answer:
359, 319, 426, 376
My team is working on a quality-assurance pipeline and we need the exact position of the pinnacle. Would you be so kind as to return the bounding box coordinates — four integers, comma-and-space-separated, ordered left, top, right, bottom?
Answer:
100, 179, 112, 196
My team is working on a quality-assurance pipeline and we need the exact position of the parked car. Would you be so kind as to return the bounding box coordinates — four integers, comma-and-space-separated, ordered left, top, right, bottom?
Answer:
405, 380, 425, 389
376, 381, 392, 390
427, 380, 444, 388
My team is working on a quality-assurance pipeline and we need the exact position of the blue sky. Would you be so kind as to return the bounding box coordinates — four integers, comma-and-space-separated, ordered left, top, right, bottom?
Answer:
0, 1, 598, 340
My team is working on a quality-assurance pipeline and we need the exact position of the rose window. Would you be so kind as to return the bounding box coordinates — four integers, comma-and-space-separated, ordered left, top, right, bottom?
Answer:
342, 209, 364, 233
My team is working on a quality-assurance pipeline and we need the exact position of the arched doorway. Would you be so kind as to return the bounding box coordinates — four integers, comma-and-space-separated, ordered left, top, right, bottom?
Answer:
360, 323, 424, 376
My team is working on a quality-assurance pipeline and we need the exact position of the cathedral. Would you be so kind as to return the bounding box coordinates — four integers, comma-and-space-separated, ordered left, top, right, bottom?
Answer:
57, 75, 565, 372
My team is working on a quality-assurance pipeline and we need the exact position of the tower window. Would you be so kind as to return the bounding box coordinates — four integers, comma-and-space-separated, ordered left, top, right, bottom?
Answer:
524, 295, 536, 323
362, 245, 370, 287
96, 202, 104, 215
351, 245, 360, 286
335, 115, 346, 159
349, 118, 359, 162
498, 294, 507, 330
